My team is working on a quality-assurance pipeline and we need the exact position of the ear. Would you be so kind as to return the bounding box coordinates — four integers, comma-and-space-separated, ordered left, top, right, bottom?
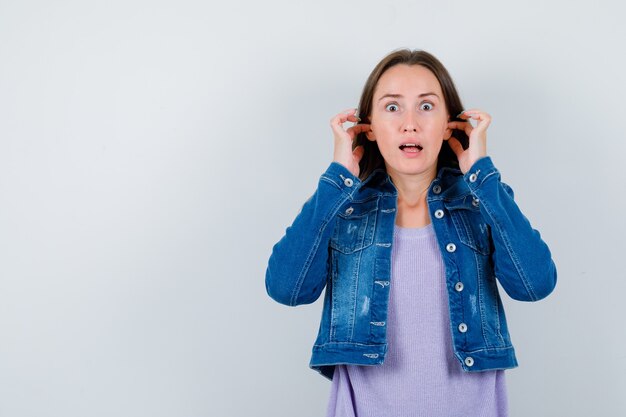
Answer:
365, 126, 376, 142
443, 115, 452, 140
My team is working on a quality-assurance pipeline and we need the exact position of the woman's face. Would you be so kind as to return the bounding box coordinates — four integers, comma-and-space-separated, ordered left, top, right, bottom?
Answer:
367, 64, 450, 180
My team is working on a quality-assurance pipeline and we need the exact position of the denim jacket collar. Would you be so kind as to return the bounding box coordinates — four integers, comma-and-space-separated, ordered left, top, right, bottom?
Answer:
361, 164, 469, 201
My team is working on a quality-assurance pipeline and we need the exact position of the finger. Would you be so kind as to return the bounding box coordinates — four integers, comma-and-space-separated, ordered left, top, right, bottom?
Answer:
458, 109, 491, 125
330, 118, 349, 138
346, 114, 361, 123
330, 111, 355, 137
447, 121, 470, 128
467, 112, 492, 130
342, 108, 361, 123
346, 124, 371, 137
455, 109, 480, 119
337, 108, 359, 121
459, 108, 485, 115
448, 136, 464, 158
447, 121, 473, 136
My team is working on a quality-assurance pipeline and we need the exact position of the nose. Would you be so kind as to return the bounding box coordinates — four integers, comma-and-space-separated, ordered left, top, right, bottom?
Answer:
402, 111, 419, 132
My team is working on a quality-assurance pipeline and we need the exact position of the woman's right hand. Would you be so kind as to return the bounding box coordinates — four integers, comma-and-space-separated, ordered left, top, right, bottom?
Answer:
330, 108, 371, 178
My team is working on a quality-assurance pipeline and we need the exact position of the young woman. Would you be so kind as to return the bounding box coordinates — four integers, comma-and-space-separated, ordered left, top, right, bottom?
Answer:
265, 49, 557, 417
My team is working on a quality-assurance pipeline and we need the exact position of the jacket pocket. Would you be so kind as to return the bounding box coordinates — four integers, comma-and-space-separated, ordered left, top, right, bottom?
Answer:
446, 196, 491, 255
330, 196, 379, 254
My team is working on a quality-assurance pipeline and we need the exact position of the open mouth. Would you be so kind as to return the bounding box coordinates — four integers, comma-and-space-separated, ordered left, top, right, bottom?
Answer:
399, 143, 423, 152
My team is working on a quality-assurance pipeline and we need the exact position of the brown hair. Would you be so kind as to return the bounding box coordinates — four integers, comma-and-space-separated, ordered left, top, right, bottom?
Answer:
355, 49, 468, 180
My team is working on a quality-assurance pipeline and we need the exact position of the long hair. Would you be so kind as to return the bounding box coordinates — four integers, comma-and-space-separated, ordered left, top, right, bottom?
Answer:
355, 49, 468, 180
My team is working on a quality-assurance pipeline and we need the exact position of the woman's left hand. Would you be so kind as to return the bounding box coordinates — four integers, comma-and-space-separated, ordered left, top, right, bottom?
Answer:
446, 109, 491, 174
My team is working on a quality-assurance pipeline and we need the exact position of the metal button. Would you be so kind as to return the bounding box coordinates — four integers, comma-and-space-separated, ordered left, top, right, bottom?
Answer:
434, 209, 444, 219
432, 184, 442, 194
469, 173, 478, 183
446, 243, 456, 253
345, 207, 354, 215
472, 198, 480, 207
464, 357, 474, 367
344, 178, 354, 187
455, 282, 464, 292
458, 323, 468, 333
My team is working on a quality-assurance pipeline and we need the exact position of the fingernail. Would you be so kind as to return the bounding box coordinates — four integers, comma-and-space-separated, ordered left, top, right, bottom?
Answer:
355, 117, 361, 122
455, 111, 465, 118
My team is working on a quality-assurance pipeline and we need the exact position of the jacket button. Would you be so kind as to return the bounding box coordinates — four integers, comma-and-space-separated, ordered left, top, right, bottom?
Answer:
434, 209, 444, 219
458, 323, 468, 333
464, 357, 474, 367
472, 198, 480, 207
446, 243, 456, 253
432, 184, 442, 194
344, 178, 354, 187
455, 282, 464, 292
469, 173, 478, 183
345, 207, 354, 215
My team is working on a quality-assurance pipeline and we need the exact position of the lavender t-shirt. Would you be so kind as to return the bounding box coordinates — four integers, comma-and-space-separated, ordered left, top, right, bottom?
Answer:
326, 224, 508, 417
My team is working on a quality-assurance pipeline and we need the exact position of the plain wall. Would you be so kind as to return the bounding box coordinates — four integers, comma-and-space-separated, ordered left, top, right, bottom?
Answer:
1, 0, 625, 416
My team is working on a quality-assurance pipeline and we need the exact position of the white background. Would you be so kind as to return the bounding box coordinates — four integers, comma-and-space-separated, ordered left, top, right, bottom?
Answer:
1, 0, 625, 416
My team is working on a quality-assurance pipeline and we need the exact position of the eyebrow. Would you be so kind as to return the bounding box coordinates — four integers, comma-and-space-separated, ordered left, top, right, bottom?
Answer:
377, 92, 440, 101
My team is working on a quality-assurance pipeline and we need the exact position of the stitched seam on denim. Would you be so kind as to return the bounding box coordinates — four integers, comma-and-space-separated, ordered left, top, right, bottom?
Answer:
474, 169, 498, 187
342, 195, 380, 204
320, 175, 341, 189
330, 256, 338, 341
429, 190, 472, 204
473, 180, 537, 301
320, 176, 356, 196
476, 249, 491, 348
459, 210, 477, 250
313, 341, 386, 347
457, 213, 470, 245
494, 286, 505, 345
462, 345, 515, 354
348, 232, 365, 342
290, 188, 353, 306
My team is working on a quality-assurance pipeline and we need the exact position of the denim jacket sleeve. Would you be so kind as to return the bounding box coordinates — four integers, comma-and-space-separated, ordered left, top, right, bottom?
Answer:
265, 162, 361, 306
465, 157, 557, 301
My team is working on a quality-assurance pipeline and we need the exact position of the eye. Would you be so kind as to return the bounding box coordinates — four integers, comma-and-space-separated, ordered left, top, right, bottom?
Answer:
385, 103, 399, 112
420, 102, 434, 111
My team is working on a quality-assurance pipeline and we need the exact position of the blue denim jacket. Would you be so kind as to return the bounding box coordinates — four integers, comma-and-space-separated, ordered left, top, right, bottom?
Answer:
266, 156, 557, 380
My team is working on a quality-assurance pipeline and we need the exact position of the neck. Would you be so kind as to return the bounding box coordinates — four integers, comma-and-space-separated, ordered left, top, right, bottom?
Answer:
388, 166, 437, 228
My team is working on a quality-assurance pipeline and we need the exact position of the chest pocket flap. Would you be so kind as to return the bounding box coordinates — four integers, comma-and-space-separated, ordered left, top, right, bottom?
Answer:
330, 197, 379, 254
445, 196, 491, 255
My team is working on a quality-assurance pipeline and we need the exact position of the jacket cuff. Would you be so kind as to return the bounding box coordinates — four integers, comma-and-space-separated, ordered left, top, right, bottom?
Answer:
320, 162, 362, 196
463, 156, 499, 191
